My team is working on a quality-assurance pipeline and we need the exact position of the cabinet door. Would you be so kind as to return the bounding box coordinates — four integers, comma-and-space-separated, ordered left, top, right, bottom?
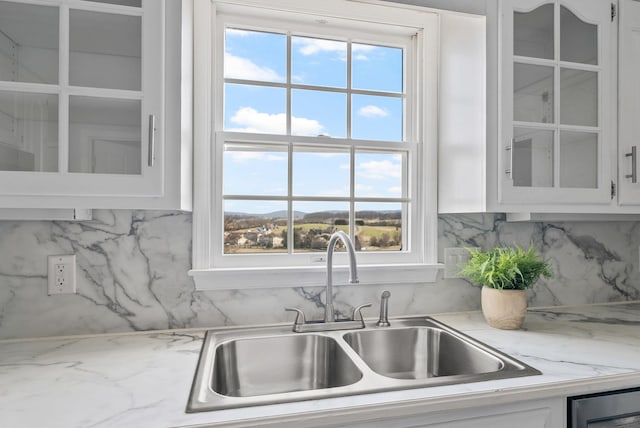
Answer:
0, 0, 163, 201
618, 0, 640, 205
499, 0, 612, 205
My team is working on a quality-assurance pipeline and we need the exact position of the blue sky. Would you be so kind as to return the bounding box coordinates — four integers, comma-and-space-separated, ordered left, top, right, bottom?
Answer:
223, 28, 404, 214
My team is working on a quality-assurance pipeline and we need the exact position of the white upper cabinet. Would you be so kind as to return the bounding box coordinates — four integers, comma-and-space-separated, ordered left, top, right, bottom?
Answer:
0, 0, 191, 210
499, 0, 613, 206
618, 0, 640, 206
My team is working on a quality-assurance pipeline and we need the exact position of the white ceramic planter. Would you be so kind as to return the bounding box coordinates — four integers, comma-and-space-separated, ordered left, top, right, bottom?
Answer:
481, 287, 528, 330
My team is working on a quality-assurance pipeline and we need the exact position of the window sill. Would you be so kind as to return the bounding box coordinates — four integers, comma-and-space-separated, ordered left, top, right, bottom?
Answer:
189, 263, 443, 291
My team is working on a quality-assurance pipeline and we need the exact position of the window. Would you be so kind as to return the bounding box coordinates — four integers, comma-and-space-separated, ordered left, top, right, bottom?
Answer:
191, 0, 439, 289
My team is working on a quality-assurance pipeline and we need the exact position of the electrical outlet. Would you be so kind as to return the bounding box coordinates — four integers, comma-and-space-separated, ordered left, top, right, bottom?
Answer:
443, 247, 479, 279
47, 255, 76, 295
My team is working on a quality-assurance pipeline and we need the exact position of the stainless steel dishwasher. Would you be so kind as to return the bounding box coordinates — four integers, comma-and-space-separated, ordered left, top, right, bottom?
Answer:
568, 387, 640, 427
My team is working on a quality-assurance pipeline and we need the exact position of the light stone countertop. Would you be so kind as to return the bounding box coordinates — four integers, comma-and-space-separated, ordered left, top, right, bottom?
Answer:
1, 302, 640, 428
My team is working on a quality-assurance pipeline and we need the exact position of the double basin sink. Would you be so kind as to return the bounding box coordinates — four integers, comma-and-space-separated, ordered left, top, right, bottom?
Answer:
187, 317, 540, 412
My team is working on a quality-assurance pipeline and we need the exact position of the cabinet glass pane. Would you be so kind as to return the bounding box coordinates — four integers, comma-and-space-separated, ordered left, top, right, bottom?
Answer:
514, 63, 554, 123
84, 0, 141, 6
560, 68, 598, 127
560, 6, 597, 65
512, 127, 554, 188
560, 131, 597, 188
292, 36, 346, 88
224, 144, 288, 196
68, 96, 141, 174
0, 91, 58, 172
514, 4, 554, 60
0, 1, 58, 85
70, 10, 141, 91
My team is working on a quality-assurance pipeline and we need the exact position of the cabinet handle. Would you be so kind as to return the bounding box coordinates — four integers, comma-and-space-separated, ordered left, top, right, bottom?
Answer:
625, 146, 637, 183
148, 114, 156, 167
505, 138, 514, 178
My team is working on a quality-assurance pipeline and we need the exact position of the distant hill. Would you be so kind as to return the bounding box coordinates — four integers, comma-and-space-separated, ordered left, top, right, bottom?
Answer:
225, 209, 401, 220
225, 210, 306, 219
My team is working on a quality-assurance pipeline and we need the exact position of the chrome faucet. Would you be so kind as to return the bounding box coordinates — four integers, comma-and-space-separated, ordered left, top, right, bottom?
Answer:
285, 230, 368, 333
325, 230, 359, 322
376, 290, 391, 327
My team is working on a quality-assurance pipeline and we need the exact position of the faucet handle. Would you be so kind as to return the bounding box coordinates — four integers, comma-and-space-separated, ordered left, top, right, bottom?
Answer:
285, 307, 307, 326
352, 303, 372, 321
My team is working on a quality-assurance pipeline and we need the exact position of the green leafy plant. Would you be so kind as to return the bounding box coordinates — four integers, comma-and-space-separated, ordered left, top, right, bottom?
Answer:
458, 245, 553, 290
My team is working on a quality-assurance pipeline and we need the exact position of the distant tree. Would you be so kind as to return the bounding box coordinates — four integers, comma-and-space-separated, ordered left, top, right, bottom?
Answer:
380, 233, 390, 247
369, 236, 378, 247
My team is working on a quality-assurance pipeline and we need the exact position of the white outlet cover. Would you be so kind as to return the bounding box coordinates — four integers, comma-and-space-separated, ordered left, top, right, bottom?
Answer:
47, 254, 77, 295
443, 247, 479, 279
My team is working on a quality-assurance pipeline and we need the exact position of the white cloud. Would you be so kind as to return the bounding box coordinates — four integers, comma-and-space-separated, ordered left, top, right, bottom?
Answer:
226, 151, 286, 163
317, 187, 349, 197
357, 105, 388, 118
294, 38, 346, 56
388, 186, 402, 195
228, 107, 325, 136
224, 53, 283, 81
357, 160, 401, 180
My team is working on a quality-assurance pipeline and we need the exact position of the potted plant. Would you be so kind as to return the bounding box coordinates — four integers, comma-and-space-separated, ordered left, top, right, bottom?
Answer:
459, 246, 553, 330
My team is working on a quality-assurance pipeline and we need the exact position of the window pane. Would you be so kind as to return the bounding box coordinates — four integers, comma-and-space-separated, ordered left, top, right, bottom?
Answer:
291, 89, 346, 137
0, 91, 58, 172
560, 131, 597, 188
293, 202, 349, 252
560, 6, 597, 65
512, 127, 554, 188
292, 36, 346, 88
355, 152, 403, 197
224, 28, 285, 83
514, 4, 554, 60
560, 68, 597, 127
70, 10, 141, 90
0, 1, 58, 84
514, 63, 554, 124
356, 203, 402, 252
352, 43, 402, 93
352, 94, 402, 141
68, 96, 141, 174
223, 200, 288, 254
293, 149, 349, 197
224, 84, 286, 134
224, 144, 288, 196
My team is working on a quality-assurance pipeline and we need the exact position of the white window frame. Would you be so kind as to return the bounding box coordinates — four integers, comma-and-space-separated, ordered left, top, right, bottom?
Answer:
190, 0, 441, 290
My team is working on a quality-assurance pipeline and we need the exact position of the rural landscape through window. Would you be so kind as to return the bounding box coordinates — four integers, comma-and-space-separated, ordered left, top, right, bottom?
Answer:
221, 27, 408, 255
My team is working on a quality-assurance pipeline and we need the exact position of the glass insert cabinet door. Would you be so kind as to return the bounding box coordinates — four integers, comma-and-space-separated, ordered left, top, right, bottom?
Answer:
0, 0, 163, 198
500, 0, 612, 205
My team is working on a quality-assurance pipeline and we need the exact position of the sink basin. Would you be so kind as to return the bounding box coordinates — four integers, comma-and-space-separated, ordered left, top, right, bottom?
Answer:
212, 334, 361, 397
187, 317, 541, 412
343, 327, 504, 379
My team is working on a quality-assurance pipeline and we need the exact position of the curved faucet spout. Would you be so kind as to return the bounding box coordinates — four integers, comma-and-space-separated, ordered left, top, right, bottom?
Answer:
325, 231, 359, 322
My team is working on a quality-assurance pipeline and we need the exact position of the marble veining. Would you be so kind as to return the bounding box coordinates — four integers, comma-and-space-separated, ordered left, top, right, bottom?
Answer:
1, 210, 640, 339
2, 303, 640, 428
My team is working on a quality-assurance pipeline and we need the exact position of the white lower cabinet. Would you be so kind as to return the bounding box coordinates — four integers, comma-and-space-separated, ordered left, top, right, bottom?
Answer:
340, 398, 563, 428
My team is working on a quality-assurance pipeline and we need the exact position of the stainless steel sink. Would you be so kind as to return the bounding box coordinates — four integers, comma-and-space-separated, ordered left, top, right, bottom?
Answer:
187, 317, 541, 412
343, 327, 503, 379
212, 334, 362, 397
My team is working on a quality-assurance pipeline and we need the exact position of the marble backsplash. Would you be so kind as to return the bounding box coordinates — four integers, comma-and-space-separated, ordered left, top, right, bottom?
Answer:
0, 210, 639, 340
